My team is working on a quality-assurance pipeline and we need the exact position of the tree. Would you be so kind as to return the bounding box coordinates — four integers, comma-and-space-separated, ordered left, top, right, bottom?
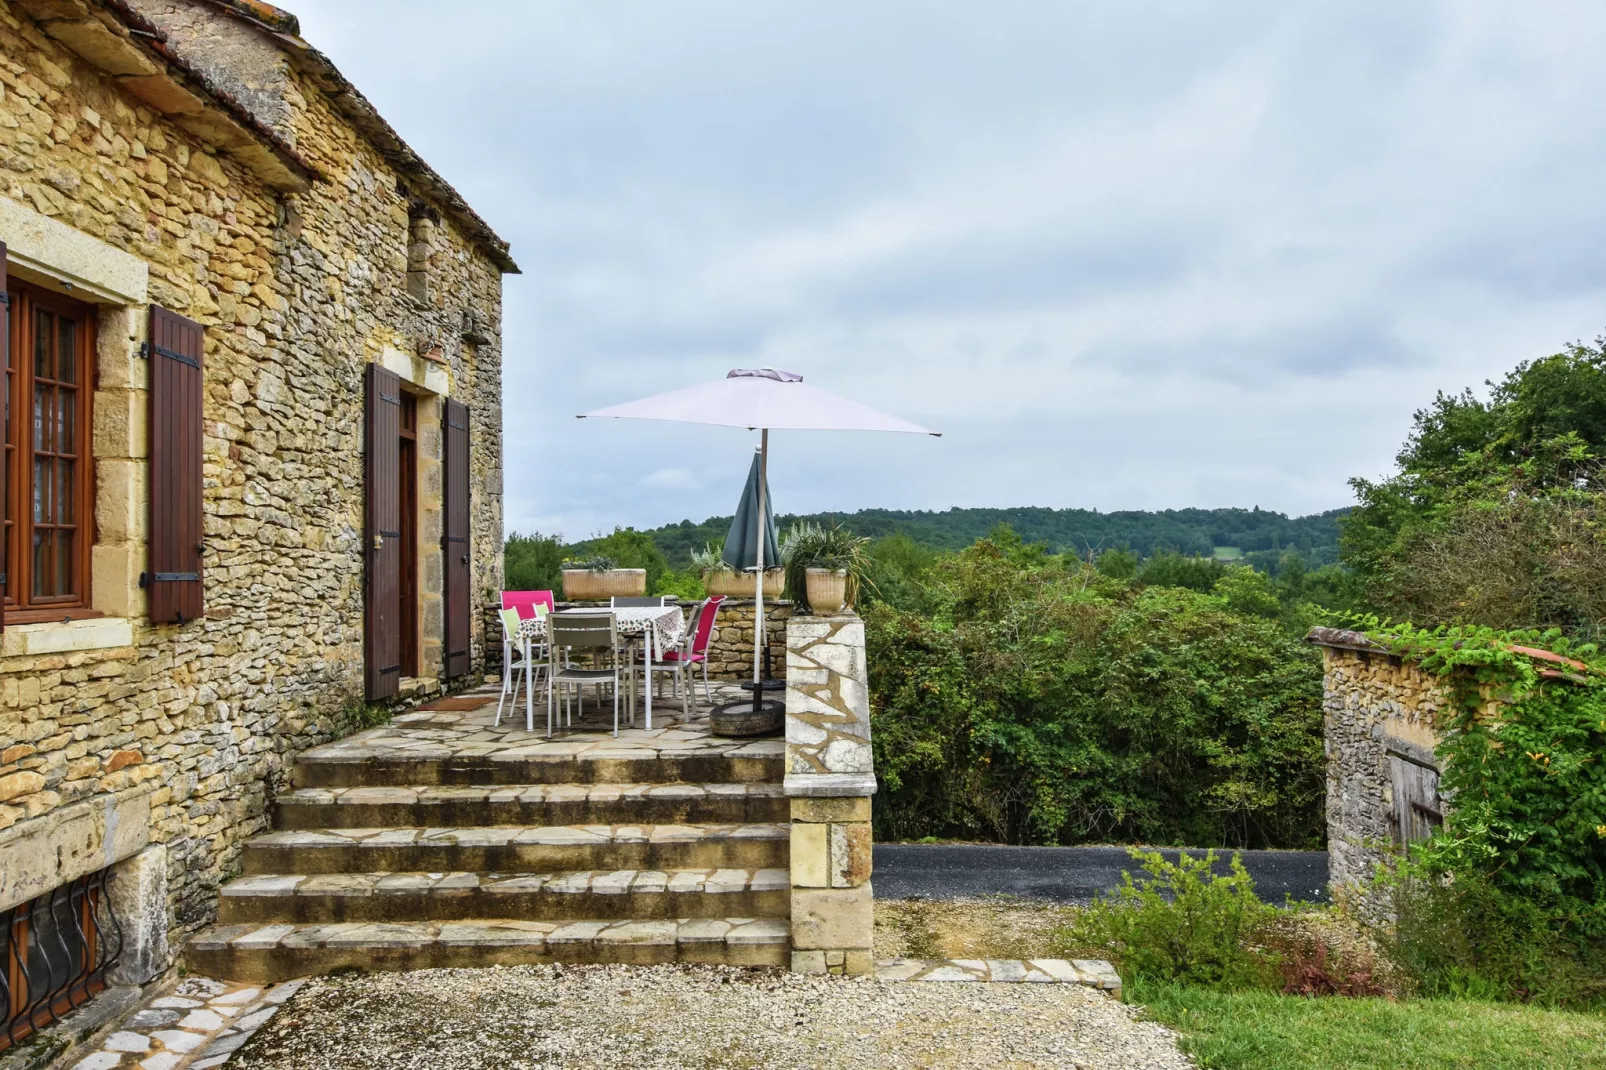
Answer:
1343, 334, 1606, 635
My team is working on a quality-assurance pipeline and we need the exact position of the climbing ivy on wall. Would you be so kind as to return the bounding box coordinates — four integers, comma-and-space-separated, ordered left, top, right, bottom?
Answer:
1376, 622, 1606, 934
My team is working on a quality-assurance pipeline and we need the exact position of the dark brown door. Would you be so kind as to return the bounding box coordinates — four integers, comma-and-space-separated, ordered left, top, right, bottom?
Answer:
443, 397, 471, 680
398, 393, 419, 678
148, 306, 205, 624
364, 364, 403, 701
0, 241, 6, 635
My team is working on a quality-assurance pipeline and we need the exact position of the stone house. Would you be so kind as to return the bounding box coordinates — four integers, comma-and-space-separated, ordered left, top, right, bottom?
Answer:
0, 0, 514, 1041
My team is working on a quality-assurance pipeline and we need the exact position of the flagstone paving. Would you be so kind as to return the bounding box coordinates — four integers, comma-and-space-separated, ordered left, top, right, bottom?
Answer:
67, 977, 302, 1070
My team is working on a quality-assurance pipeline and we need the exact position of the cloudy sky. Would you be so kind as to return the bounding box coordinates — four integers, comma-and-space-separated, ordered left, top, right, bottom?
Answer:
293, 1, 1606, 539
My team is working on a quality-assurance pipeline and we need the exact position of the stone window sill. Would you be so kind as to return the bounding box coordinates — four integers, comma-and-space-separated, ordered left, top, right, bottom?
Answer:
1, 617, 134, 657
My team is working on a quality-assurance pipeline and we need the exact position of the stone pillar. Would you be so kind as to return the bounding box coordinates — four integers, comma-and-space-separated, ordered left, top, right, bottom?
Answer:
784, 613, 875, 976
107, 843, 170, 985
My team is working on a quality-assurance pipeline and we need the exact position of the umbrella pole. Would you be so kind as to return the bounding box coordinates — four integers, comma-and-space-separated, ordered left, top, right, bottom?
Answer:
753, 429, 768, 707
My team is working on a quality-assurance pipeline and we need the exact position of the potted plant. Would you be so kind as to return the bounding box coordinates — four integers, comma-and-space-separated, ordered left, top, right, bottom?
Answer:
693, 544, 784, 598
559, 556, 647, 600
781, 522, 873, 614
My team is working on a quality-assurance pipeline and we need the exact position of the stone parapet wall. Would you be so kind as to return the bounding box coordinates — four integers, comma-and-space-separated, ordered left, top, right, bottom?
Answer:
784, 613, 875, 976
0, 0, 505, 978
1310, 628, 1448, 904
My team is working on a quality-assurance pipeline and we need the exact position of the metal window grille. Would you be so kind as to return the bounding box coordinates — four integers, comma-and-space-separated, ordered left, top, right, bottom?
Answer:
1, 868, 122, 1052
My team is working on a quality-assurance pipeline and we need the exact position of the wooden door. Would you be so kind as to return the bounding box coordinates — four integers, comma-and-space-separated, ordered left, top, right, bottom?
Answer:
1389, 754, 1442, 845
443, 397, 471, 680
364, 364, 403, 701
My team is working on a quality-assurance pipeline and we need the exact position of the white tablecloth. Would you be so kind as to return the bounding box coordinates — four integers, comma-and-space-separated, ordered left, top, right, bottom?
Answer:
520, 606, 685, 657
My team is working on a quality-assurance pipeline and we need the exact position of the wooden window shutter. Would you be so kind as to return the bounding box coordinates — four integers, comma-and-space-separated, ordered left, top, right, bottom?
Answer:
364, 364, 403, 701
147, 306, 205, 624
1388, 752, 1443, 845
0, 241, 7, 635
443, 397, 471, 680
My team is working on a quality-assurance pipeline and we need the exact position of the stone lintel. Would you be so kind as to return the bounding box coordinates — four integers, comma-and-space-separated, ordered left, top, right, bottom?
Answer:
784, 773, 876, 797
0, 786, 156, 912
0, 194, 149, 305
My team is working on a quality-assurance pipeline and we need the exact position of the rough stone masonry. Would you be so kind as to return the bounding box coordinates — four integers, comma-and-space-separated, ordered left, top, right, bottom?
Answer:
784, 613, 876, 975
0, 0, 513, 986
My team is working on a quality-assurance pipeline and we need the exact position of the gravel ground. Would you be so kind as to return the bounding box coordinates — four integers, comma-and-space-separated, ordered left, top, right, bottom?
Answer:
229, 965, 1194, 1070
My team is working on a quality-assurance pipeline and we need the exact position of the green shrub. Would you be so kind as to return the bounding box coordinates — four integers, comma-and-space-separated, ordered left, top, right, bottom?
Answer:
867, 530, 1326, 847
653, 568, 706, 601
504, 530, 565, 591
1056, 848, 1277, 988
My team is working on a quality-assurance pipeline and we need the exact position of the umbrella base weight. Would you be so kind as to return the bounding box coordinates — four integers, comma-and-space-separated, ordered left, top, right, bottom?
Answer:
709, 698, 784, 737
738, 679, 785, 693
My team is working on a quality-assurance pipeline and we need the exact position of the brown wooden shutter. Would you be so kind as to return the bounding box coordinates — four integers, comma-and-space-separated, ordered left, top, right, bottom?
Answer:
443, 397, 471, 680
0, 241, 7, 635
147, 306, 205, 624
365, 364, 403, 701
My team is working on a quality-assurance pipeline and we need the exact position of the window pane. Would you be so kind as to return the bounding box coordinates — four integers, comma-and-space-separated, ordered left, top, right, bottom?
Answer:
57, 319, 75, 383
33, 383, 46, 450
56, 529, 72, 595
57, 459, 73, 524
34, 309, 50, 378
57, 387, 73, 455
32, 528, 48, 597
33, 455, 48, 523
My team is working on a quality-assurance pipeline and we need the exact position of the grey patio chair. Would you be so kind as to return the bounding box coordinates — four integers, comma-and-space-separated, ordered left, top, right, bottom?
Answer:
544, 611, 623, 737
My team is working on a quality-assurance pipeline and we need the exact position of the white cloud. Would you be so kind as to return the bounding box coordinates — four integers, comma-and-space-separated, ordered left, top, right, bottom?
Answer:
292, 0, 1606, 534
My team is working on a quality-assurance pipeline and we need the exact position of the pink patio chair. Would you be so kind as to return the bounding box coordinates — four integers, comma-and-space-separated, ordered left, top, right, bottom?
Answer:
502, 590, 556, 620
653, 595, 725, 708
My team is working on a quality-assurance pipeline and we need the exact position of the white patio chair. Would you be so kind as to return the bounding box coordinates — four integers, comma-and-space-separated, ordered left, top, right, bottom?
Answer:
545, 611, 623, 737
494, 607, 534, 728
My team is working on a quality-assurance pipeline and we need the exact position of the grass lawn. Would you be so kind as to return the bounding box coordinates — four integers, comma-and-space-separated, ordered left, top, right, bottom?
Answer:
1211, 546, 1244, 559
1132, 980, 1606, 1070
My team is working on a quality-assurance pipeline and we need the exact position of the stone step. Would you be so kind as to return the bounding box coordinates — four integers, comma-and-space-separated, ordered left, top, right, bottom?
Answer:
241, 823, 790, 875
274, 782, 789, 830
186, 917, 791, 982
217, 868, 790, 924
291, 742, 784, 789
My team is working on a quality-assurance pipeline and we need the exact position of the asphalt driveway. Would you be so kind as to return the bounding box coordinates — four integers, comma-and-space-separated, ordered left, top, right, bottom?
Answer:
873, 844, 1329, 904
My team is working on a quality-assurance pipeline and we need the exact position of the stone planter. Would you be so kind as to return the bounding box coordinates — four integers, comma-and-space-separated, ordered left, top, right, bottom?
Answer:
804, 568, 849, 614
561, 568, 646, 601
703, 568, 784, 599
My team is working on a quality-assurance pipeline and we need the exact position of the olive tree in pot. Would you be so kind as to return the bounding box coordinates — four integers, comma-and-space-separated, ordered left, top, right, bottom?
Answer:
781, 522, 873, 614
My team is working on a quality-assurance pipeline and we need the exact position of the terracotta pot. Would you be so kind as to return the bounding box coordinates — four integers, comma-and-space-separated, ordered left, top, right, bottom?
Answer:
702, 568, 785, 599
561, 568, 646, 601
804, 567, 850, 614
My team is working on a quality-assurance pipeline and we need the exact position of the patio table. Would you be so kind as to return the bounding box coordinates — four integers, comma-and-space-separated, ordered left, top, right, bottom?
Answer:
521, 606, 685, 729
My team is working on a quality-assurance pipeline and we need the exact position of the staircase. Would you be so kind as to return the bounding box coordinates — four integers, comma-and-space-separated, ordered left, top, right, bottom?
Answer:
187, 694, 792, 982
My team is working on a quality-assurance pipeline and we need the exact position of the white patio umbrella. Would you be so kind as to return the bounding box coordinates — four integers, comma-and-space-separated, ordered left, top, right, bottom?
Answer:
578, 368, 939, 700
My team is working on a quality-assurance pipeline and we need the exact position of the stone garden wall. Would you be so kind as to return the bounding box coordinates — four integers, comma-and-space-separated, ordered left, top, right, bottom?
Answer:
0, 0, 507, 977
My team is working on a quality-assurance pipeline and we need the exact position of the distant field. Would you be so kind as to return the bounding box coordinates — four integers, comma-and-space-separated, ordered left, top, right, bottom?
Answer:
1212, 546, 1245, 559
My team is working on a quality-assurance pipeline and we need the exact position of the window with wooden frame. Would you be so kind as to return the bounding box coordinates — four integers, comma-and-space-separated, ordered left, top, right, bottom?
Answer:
3, 279, 96, 622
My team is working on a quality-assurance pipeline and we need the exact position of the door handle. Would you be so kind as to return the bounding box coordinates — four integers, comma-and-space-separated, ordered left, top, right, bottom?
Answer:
373, 534, 384, 551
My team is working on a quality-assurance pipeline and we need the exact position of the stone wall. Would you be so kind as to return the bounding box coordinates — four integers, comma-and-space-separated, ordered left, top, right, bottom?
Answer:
0, 0, 507, 977
1310, 627, 1448, 903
